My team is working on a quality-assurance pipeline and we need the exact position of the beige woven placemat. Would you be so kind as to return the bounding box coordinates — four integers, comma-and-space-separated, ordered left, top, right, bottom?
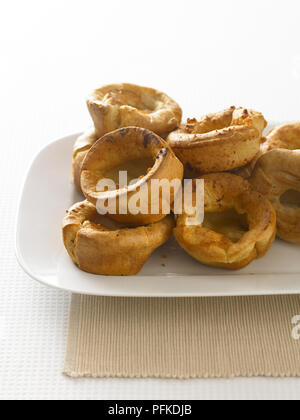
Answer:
64, 294, 300, 379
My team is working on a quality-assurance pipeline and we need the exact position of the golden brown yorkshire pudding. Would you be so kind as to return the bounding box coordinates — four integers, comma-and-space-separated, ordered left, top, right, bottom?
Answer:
250, 149, 300, 244
81, 127, 184, 226
174, 173, 276, 270
72, 129, 171, 194
167, 106, 267, 174
87, 83, 182, 137
72, 128, 99, 193
63, 201, 174, 275
262, 122, 300, 152
234, 122, 300, 180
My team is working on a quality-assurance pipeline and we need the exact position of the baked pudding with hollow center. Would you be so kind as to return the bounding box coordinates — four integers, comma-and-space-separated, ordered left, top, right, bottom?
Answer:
80, 127, 184, 226
167, 106, 267, 175
202, 209, 249, 244
72, 84, 182, 193
87, 83, 182, 137
235, 122, 300, 180
63, 200, 175, 275
250, 149, 300, 244
174, 173, 276, 270
72, 129, 171, 193
262, 122, 300, 152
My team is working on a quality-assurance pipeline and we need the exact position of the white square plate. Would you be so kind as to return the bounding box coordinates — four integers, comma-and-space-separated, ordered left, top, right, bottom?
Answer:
16, 132, 300, 297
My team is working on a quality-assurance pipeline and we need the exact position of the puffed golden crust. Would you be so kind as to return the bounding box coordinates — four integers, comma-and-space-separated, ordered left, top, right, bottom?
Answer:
81, 127, 184, 226
234, 122, 300, 179
63, 200, 175, 275
174, 173, 276, 270
72, 129, 99, 193
262, 122, 300, 152
87, 83, 182, 137
250, 149, 300, 244
167, 106, 267, 174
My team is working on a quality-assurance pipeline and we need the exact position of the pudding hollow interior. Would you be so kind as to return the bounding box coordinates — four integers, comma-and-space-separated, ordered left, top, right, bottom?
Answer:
82, 128, 166, 194
174, 173, 276, 270
88, 140, 158, 188
202, 209, 249, 243
200, 190, 270, 248
80, 127, 184, 225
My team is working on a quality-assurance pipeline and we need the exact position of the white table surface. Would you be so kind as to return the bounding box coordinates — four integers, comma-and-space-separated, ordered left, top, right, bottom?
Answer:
1, 0, 300, 400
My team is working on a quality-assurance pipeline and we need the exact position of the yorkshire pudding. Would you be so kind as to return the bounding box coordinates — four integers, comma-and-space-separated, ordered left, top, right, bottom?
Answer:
63, 200, 175, 275
174, 173, 276, 270
87, 83, 182, 137
81, 127, 184, 226
250, 149, 300, 244
234, 122, 300, 180
262, 122, 300, 152
72, 128, 99, 193
167, 106, 267, 174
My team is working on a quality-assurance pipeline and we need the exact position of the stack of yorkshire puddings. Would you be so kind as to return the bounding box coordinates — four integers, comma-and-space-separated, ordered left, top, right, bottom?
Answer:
63, 83, 300, 275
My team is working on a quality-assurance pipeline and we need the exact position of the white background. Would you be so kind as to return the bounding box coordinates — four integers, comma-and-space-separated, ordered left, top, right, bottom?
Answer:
1, 0, 300, 400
